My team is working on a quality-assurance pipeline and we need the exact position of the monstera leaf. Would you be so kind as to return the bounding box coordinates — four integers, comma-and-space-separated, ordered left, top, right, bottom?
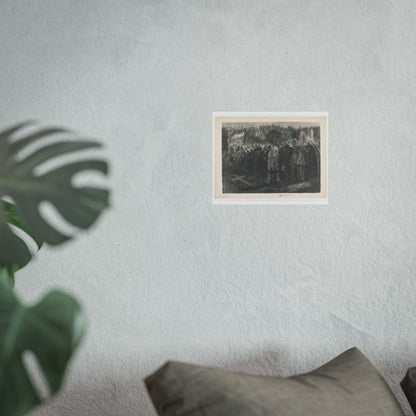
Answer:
0, 272, 86, 416
1, 200, 43, 283
2, 200, 42, 250
0, 122, 109, 269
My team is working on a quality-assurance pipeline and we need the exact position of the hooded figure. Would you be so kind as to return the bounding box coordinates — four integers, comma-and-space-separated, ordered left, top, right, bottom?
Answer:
268, 146, 279, 184
291, 146, 307, 182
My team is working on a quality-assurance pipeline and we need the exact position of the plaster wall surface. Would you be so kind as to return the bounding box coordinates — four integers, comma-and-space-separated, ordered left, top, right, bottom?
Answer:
1, 0, 416, 414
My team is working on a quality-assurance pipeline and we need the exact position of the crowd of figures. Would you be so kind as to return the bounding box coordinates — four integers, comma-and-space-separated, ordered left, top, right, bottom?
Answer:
222, 132, 320, 193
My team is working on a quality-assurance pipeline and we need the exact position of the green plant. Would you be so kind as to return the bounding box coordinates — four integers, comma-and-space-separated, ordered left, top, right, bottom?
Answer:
0, 122, 109, 416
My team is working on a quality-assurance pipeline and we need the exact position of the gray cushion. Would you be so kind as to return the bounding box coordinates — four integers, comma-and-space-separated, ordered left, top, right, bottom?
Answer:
145, 348, 404, 415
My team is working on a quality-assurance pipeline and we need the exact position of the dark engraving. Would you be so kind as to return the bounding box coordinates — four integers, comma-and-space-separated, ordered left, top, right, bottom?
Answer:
222, 122, 320, 194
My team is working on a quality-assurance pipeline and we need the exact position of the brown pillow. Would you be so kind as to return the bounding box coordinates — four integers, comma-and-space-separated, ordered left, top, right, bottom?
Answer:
145, 348, 404, 416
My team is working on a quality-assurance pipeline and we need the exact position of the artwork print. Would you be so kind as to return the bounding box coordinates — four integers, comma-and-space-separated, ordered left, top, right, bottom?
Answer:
213, 112, 328, 204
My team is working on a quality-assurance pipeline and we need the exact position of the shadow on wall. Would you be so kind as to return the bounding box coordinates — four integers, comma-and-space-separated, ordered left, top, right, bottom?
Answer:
29, 380, 153, 416
29, 347, 414, 416
28, 347, 291, 416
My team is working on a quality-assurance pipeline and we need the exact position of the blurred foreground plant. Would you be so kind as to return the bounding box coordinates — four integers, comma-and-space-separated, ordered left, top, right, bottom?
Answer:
0, 122, 109, 416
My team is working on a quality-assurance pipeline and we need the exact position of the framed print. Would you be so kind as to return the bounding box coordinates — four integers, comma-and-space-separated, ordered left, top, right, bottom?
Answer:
212, 112, 328, 204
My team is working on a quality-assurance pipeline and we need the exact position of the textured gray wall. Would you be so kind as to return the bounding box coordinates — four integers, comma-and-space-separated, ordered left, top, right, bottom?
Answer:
1, 0, 416, 415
